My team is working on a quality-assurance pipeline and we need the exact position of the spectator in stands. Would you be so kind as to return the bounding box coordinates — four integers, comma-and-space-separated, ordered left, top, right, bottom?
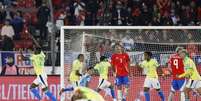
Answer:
37, 3, 50, 41
197, 0, 201, 22
35, 0, 42, 7
151, 16, 161, 26
121, 34, 134, 51
160, 12, 173, 25
11, 11, 23, 40
141, 3, 152, 25
1, 56, 19, 75
2, 0, 12, 7
0, 2, 6, 24
111, 1, 129, 26
55, 11, 66, 30
85, 0, 98, 25
73, 0, 85, 25
96, 5, 104, 25
1, 19, 14, 51
157, 0, 171, 17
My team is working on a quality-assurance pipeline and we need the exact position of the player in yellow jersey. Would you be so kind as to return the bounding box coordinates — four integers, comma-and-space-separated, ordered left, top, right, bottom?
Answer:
59, 54, 85, 95
178, 49, 201, 101
137, 51, 165, 101
93, 56, 116, 101
71, 86, 105, 101
21, 47, 57, 101
69, 54, 84, 86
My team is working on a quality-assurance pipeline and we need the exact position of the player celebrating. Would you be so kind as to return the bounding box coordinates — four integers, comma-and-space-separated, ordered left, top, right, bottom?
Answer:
178, 49, 201, 101
21, 48, 57, 101
138, 51, 165, 101
111, 44, 130, 101
167, 47, 186, 101
93, 56, 116, 101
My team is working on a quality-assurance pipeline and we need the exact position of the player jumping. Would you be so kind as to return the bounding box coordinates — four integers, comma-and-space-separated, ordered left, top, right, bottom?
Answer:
93, 56, 116, 101
21, 48, 57, 101
111, 44, 130, 101
178, 49, 201, 101
138, 51, 165, 101
167, 47, 186, 101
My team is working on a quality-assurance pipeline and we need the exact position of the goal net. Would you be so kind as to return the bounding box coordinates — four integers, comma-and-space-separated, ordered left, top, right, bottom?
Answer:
60, 26, 201, 101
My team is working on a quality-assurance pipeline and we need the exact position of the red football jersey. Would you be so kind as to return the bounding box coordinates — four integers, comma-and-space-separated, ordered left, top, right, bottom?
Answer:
111, 53, 130, 76
168, 54, 185, 80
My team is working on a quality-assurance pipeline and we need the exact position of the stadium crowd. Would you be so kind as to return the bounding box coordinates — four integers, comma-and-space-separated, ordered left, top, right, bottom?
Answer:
52, 0, 201, 26
0, 0, 201, 51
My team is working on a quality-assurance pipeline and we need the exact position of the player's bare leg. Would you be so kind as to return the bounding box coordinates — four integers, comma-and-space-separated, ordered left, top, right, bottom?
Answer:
123, 85, 129, 101
168, 91, 175, 101
180, 91, 185, 101
117, 85, 123, 101
168, 90, 185, 101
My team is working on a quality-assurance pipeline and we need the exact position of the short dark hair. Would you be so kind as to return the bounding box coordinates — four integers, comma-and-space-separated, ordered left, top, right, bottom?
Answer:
114, 43, 122, 48
77, 54, 84, 59
144, 51, 152, 57
35, 47, 42, 52
100, 56, 107, 61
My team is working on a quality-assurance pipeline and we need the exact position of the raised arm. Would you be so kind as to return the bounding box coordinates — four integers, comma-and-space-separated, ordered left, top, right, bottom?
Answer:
20, 49, 30, 61
178, 68, 193, 78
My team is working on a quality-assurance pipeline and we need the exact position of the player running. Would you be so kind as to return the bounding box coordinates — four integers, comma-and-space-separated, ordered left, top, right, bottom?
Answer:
93, 56, 116, 101
167, 47, 186, 101
111, 44, 130, 101
21, 48, 57, 101
138, 51, 165, 101
178, 49, 201, 101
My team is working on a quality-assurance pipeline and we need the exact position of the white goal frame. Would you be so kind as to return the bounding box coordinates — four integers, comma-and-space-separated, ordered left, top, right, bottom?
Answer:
60, 26, 201, 101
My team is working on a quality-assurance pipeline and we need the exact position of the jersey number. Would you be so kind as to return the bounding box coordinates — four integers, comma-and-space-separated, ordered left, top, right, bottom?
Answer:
119, 58, 122, 63
173, 59, 179, 69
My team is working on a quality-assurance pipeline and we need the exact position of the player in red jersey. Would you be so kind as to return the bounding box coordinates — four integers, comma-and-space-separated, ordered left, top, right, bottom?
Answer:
111, 44, 130, 101
167, 47, 186, 101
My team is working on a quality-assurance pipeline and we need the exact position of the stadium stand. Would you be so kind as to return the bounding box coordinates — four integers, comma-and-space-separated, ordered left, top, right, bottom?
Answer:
0, 0, 201, 51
